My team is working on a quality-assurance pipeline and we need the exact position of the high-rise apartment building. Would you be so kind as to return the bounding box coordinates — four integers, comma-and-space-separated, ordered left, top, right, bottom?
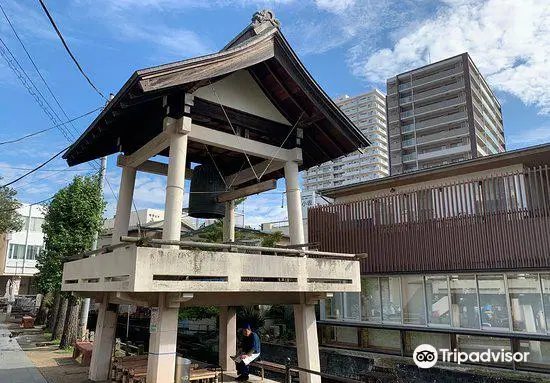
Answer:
386, 53, 504, 175
303, 89, 389, 192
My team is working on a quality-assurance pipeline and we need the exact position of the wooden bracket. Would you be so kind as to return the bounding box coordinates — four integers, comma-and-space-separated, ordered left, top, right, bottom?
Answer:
217, 179, 277, 203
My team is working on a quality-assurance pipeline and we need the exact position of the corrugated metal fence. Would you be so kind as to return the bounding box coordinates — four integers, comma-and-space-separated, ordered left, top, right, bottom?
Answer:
308, 166, 550, 273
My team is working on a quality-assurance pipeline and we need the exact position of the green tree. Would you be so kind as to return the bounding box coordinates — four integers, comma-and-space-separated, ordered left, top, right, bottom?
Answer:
260, 231, 283, 247
0, 178, 23, 234
36, 175, 105, 348
197, 219, 224, 243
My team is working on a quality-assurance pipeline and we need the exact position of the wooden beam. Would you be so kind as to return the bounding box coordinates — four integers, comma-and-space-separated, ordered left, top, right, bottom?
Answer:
118, 130, 171, 168
135, 160, 194, 179
217, 179, 277, 203
192, 98, 291, 142
188, 123, 301, 162
263, 61, 307, 115
224, 160, 285, 186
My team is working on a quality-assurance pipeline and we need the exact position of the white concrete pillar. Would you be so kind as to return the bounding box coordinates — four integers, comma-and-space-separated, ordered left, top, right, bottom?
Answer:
147, 293, 179, 383
219, 306, 237, 372
89, 294, 117, 381
112, 166, 137, 245
284, 161, 305, 245
293, 299, 321, 383
222, 201, 235, 242
162, 116, 190, 247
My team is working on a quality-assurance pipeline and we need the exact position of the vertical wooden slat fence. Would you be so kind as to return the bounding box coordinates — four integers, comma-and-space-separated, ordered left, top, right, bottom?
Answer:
309, 166, 550, 273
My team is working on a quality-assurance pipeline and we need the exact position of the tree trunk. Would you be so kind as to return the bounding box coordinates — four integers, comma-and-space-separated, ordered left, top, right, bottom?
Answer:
60, 295, 81, 349
52, 297, 68, 341
47, 292, 61, 332
35, 296, 48, 326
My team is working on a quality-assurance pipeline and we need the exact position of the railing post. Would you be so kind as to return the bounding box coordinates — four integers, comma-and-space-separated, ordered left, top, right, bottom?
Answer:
285, 357, 292, 383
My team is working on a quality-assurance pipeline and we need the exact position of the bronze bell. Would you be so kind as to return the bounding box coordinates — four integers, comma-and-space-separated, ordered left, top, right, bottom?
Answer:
188, 163, 226, 219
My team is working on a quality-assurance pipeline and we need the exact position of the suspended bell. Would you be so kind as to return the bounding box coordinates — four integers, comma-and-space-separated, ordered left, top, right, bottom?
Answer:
188, 163, 226, 219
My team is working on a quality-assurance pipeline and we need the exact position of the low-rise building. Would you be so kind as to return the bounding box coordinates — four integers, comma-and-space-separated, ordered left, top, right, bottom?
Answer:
0, 203, 45, 295
309, 143, 550, 375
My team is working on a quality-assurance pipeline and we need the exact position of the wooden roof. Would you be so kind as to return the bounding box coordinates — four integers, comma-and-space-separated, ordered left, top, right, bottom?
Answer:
64, 10, 369, 183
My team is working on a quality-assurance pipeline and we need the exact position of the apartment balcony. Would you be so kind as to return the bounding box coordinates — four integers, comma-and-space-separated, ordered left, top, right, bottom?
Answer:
412, 67, 463, 89
402, 152, 417, 162
401, 96, 465, 120
390, 154, 402, 165
406, 81, 465, 105
61, 241, 361, 300
416, 126, 469, 146
415, 111, 468, 131
473, 115, 504, 151
402, 138, 416, 148
417, 144, 470, 161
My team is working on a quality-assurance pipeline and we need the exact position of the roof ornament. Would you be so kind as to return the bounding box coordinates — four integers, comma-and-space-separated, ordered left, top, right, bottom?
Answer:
251, 9, 281, 32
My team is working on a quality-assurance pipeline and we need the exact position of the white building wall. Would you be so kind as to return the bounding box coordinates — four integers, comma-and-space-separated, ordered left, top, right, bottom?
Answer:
103, 208, 165, 230
303, 89, 389, 193
4, 203, 46, 276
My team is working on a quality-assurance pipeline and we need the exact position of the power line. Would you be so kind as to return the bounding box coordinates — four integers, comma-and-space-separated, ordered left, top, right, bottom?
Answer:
37, 0, 107, 101
0, 165, 91, 172
0, 36, 75, 142
0, 2, 98, 144
1, 146, 69, 187
0, 106, 103, 145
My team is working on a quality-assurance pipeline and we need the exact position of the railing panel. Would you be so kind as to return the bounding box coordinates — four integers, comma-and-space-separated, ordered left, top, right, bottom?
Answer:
309, 167, 550, 273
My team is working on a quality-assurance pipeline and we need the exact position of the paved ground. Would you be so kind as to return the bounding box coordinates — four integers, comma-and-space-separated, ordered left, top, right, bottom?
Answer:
0, 322, 48, 383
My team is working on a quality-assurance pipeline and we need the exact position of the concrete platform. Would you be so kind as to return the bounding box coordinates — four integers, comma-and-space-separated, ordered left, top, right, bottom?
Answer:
61, 245, 360, 300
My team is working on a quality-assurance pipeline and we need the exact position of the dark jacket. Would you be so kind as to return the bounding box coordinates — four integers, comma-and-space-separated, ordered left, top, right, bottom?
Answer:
242, 331, 261, 354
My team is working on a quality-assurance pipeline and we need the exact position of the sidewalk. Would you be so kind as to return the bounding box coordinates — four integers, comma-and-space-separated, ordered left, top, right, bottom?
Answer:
0, 322, 47, 383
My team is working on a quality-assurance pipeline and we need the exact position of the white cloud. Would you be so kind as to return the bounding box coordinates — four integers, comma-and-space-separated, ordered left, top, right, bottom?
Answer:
314, 0, 356, 14
349, 0, 550, 114
507, 126, 550, 149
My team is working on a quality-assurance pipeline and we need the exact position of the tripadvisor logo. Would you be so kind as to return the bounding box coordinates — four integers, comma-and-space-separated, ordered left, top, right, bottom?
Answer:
413, 344, 530, 368
413, 344, 438, 368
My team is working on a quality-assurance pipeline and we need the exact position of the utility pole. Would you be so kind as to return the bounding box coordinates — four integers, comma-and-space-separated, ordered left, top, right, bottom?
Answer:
21, 204, 32, 275
78, 155, 107, 340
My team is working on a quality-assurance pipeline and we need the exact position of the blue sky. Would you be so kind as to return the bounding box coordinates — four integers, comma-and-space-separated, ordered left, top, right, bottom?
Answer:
1, 0, 549, 227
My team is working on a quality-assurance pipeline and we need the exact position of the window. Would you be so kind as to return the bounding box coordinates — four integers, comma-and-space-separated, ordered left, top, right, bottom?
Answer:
343, 293, 361, 320
426, 276, 451, 326
321, 325, 359, 348
539, 274, 550, 331
8, 244, 41, 260
516, 340, 550, 368
26, 245, 41, 260
402, 275, 426, 325
381, 277, 402, 323
361, 277, 381, 322
457, 335, 512, 367
8, 244, 25, 259
30, 217, 44, 232
360, 328, 401, 353
478, 274, 510, 331
450, 275, 479, 328
508, 273, 545, 333
404, 331, 450, 357
324, 293, 343, 320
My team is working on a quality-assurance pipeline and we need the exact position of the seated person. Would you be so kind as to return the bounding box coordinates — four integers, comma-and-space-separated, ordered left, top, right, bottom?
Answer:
233, 324, 261, 381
